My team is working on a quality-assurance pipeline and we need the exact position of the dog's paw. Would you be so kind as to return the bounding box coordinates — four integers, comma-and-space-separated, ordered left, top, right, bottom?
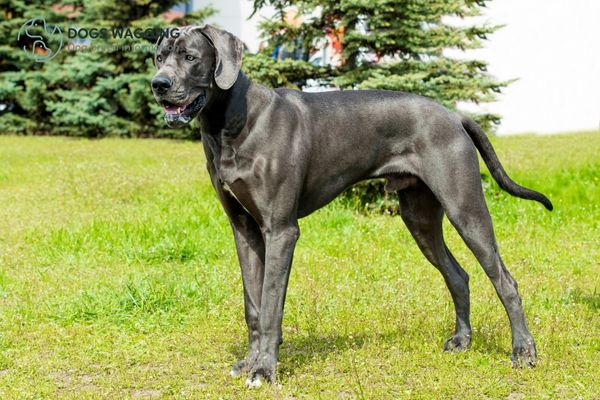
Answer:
230, 353, 259, 378
443, 333, 471, 352
245, 375, 263, 388
230, 360, 249, 378
511, 337, 537, 368
246, 355, 277, 388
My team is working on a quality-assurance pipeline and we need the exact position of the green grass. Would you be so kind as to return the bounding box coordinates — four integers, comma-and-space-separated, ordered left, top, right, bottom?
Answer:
0, 132, 598, 399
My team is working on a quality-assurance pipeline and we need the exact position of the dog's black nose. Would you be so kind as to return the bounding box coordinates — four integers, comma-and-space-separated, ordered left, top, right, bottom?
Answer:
151, 76, 172, 93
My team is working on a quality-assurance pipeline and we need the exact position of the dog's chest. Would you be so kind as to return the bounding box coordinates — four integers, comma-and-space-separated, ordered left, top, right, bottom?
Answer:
220, 180, 244, 206
211, 141, 266, 217
212, 140, 240, 185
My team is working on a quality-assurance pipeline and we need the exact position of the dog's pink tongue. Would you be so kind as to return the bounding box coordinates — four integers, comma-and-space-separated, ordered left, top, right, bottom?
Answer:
164, 104, 187, 114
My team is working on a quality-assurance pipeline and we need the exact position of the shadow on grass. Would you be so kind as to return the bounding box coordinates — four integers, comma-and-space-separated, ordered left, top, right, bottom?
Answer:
566, 288, 600, 310
227, 331, 373, 378
228, 326, 510, 378
280, 332, 370, 372
471, 329, 512, 357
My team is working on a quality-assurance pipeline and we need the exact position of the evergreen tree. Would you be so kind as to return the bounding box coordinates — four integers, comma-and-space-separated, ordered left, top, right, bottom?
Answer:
249, 0, 508, 131
0, 0, 214, 137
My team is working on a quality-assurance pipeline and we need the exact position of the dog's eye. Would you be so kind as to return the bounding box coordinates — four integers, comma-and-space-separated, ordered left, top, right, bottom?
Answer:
185, 55, 196, 62
156, 55, 163, 63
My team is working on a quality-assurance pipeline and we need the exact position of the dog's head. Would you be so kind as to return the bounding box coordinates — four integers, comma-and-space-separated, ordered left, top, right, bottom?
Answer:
151, 25, 243, 128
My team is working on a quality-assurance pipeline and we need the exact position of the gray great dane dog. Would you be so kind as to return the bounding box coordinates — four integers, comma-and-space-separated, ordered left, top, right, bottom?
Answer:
151, 25, 552, 386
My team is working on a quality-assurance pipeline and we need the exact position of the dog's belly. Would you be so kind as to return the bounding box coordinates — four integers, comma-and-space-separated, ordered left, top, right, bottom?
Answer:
297, 157, 420, 218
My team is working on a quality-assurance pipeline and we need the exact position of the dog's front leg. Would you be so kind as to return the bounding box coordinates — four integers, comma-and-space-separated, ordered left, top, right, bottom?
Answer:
229, 214, 266, 378
246, 224, 299, 387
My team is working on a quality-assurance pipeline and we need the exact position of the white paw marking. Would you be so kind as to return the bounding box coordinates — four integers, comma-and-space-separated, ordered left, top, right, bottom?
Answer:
230, 369, 240, 378
245, 377, 262, 388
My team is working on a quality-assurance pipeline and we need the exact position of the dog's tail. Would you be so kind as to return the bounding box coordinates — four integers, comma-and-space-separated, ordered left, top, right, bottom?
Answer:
461, 116, 553, 211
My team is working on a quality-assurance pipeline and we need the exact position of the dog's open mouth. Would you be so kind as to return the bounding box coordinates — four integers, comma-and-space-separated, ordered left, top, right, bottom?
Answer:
161, 92, 205, 127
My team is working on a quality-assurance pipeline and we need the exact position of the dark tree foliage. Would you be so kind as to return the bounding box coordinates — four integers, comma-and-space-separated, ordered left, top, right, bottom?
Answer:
0, 0, 214, 138
249, 0, 509, 131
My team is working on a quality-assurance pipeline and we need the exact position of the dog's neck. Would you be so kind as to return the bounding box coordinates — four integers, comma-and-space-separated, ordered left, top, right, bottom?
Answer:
197, 71, 251, 139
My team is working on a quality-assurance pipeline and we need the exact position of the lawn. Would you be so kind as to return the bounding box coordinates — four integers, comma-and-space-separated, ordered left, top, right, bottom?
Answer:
0, 132, 598, 399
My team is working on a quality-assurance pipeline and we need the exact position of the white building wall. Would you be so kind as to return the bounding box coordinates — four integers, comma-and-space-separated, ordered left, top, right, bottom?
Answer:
449, 0, 600, 134
192, 0, 272, 52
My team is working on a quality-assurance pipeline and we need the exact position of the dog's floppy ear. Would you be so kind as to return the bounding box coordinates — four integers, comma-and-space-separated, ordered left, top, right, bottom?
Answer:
196, 25, 243, 90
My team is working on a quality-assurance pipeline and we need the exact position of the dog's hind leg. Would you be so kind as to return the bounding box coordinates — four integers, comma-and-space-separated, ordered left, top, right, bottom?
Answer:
398, 185, 472, 351
425, 136, 537, 367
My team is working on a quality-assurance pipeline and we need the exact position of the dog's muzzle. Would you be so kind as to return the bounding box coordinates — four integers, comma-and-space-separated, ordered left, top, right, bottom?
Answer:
162, 91, 206, 128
